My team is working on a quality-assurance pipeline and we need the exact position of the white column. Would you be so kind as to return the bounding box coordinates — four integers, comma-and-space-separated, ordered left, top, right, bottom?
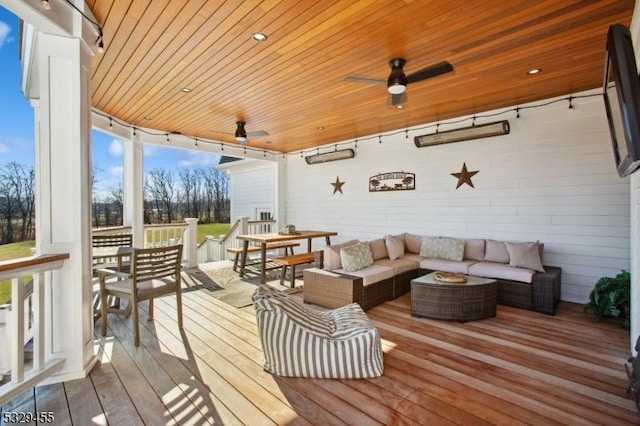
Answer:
123, 130, 145, 247
33, 33, 97, 383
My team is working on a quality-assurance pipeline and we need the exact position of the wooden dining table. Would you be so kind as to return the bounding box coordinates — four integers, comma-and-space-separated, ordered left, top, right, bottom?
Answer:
236, 230, 337, 284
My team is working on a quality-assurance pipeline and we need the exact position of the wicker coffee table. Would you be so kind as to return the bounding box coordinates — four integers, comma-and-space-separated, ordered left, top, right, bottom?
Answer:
411, 272, 497, 321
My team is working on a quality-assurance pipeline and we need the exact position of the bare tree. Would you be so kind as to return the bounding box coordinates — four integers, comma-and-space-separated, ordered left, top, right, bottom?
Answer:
0, 162, 35, 242
110, 183, 124, 226
146, 168, 176, 223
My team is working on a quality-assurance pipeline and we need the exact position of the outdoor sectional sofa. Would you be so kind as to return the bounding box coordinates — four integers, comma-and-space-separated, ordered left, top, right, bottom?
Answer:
303, 233, 562, 315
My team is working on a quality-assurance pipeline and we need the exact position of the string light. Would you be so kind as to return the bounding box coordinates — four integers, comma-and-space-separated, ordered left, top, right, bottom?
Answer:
194, 138, 198, 147
472, 116, 476, 126
405, 129, 408, 139
93, 92, 597, 160
166, 134, 170, 142
96, 29, 104, 54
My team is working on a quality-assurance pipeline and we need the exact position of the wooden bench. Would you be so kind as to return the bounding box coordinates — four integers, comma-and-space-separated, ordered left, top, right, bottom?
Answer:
272, 252, 316, 288
228, 242, 300, 272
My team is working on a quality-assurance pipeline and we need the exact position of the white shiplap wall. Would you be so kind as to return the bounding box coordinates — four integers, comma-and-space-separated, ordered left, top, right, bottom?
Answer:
224, 159, 276, 220
284, 90, 630, 303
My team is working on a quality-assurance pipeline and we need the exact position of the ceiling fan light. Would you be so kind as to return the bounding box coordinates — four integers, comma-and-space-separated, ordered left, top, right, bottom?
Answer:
388, 83, 406, 95
235, 121, 248, 143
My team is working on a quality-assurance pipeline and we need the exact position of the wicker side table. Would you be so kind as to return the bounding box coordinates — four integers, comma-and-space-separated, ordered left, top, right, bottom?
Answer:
411, 272, 497, 321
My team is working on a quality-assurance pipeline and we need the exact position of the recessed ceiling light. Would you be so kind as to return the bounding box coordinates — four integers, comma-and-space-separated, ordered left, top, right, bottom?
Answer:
143, 116, 152, 120
395, 104, 405, 109
316, 126, 325, 130
181, 87, 192, 93
251, 32, 268, 42
526, 68, 542, 75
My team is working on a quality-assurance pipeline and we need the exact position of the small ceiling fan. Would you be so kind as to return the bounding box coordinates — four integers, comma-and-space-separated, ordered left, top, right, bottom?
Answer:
213, 121, 269, 145
345, 58, 453, 106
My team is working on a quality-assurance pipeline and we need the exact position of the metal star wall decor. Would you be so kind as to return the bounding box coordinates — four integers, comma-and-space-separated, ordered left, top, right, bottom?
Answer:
331, 176, 345, 194
451, 163, 479, 189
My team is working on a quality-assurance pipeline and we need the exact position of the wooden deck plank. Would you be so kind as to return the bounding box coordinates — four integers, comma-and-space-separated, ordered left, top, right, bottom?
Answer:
115, 302, 244, 425
64, 376, 108, 426
34, 384, 72, 426
151, 295, 310, 425
2, 271, 635, 425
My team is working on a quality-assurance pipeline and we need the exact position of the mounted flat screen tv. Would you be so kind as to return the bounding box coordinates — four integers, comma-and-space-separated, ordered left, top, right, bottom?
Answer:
603, 24, 640, 177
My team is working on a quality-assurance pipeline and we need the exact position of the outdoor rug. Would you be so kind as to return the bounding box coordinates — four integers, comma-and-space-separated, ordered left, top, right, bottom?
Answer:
182, 261, 304, 308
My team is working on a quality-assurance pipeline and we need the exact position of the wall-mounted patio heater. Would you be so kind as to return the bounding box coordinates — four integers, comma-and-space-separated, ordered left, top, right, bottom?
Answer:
414, 120, 510, 148
305, 148, 355, 164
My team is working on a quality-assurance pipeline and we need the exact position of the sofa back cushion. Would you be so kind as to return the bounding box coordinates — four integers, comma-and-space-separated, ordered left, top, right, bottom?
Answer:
384, 234, 405, 260
368, 238, 388, 260
420, 237, 465, 261
505, 241, 545, 272
464, 239, 485, 261
340, 242, 374, 272
484, 239, 510, 263
404, 233, 423, 254
324, 239, 359, 270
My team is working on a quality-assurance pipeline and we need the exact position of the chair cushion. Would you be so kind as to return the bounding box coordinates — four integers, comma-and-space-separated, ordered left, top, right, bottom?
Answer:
468, 261, 535, 283
374, 257, 420, 275
419, 258, 476, 274
340, 242, 374, 272
105, 277, 177, 294
333, 264, 394, 286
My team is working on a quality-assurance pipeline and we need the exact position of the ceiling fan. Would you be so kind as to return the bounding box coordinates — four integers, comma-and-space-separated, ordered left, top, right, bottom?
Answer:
213, 121, 269, 145
345, 58, 454, 106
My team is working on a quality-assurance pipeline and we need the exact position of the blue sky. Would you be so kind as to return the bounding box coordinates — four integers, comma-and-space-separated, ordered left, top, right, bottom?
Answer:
0, 6, 220, 196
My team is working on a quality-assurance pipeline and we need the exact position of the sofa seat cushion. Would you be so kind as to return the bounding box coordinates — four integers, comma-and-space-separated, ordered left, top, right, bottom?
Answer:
373, 257, 420, 275
333, 264, 394, 286
420, 258, 476, 274
468, 262, 535, 284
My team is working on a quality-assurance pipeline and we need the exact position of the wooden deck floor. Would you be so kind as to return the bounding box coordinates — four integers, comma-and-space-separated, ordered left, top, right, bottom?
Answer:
1, 276, 637, 425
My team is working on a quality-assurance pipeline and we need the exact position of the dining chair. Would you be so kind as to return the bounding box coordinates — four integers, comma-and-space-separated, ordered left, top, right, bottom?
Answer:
92, 233, 134, 274
97, 244, 183, 347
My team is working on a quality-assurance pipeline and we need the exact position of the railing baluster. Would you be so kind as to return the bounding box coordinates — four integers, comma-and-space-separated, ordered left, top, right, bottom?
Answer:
11, 277, 25, 384
33, 271, 45, 371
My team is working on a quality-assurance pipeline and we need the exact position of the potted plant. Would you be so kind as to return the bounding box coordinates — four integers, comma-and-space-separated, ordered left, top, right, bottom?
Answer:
585, 270, 631, 329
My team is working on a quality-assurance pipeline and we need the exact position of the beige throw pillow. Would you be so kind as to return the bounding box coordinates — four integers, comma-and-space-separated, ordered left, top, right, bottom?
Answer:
505, 241, 545, 272
340, 242, 374, 272
384, 235, 405, 260
404, 233, 423, 254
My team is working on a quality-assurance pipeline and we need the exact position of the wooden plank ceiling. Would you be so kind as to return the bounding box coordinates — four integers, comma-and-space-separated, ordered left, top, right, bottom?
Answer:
87, 0, 635, 153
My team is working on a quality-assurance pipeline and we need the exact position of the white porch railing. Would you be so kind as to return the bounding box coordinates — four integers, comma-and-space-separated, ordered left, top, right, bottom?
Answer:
0, 254, 69, 406
196, 217, 276, 263
92, 219, 198, 268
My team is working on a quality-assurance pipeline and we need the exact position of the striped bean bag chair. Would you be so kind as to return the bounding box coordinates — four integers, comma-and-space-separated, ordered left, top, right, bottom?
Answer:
253, 285, 384, 378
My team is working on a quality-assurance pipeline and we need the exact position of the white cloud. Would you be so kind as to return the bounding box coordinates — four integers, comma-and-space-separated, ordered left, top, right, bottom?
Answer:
108, 139, 123, 156
108, 166, 123, 177
0, 142, 8, 153
0, 21, 11, 50
177, 151, 220, 168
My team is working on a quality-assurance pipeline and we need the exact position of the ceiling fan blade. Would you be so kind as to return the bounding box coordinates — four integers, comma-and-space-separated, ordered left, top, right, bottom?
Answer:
247, 130, 269, 137
406, 61, 453, 84
345, 75, 386, 85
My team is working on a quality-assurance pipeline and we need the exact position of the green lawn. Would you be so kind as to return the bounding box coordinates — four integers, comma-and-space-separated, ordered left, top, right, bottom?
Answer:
0, 224, 229, 304
0, 241, 36, 305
